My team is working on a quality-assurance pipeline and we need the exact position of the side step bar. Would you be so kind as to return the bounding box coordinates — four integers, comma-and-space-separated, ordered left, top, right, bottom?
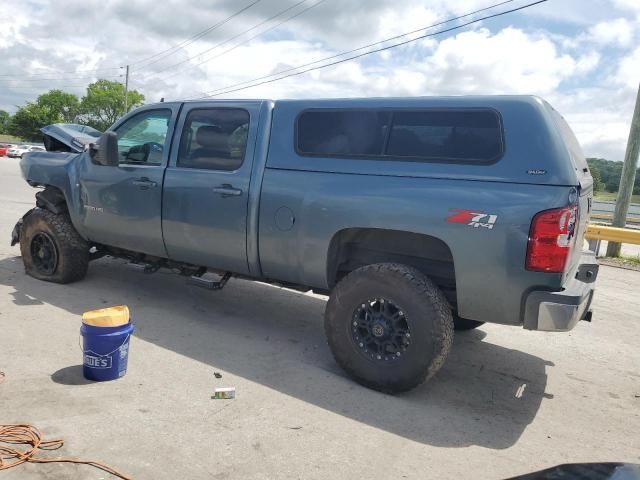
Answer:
127, 261, 233, 291
188, 271, 232, 290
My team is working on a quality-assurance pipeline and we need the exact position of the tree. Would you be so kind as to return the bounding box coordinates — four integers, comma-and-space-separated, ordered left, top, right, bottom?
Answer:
0, 110, 10, 134
79, 80, 144, 131
590, 165, 604, 192
37, 90, 79, 122
8, 90, 80, 141
587, 157, 640, 196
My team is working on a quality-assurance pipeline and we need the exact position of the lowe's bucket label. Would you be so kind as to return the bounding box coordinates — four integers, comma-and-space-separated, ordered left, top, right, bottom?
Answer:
84, 351, 113, 369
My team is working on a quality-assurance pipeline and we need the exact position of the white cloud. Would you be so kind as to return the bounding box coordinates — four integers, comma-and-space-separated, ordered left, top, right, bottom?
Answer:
588, 18, 634, 47
616, 46, 640, 90
613, 0, 640, 12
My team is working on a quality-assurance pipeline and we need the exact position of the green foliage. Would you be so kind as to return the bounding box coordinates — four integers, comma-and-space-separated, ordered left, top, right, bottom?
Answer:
590, 165, 604, 192
37, 90, 79, 122
5, 80, 145, 141
0, 110, 10, 134
8, 90, 80, 141
587, 158, 640, 196
78, 80, 144, 131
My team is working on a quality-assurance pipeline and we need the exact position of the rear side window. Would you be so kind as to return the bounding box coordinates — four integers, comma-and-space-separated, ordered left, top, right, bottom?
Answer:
297, 110, 390, 156
296, 108, 503, 163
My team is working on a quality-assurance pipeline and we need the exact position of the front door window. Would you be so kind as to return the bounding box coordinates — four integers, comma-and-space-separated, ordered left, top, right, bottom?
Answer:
115, 109, 172, 165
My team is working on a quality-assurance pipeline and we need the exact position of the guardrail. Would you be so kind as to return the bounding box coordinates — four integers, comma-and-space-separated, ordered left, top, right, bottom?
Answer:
585, 224, 640, 255
585, 225, 640, 244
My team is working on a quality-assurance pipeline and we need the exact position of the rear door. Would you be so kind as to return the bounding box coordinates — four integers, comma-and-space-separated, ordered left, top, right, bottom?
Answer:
162, 101, 261, 274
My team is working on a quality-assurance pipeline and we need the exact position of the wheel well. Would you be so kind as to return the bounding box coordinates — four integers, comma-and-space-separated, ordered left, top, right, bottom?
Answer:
35, 186, 68, 214
327, 228, 457, 310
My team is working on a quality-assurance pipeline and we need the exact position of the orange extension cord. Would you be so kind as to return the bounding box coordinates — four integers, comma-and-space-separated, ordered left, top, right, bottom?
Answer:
0, 424, 132, 479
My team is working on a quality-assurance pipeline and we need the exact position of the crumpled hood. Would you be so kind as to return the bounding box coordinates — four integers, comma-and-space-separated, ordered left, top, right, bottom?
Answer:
40, 123, 102, 153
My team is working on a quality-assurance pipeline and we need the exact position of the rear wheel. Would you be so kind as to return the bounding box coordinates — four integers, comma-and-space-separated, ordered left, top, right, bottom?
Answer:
325, 263, 454, 393
20, 208, 89, 283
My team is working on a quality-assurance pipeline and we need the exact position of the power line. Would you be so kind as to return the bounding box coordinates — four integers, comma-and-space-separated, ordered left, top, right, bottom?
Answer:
0, 84, 93, 90
0, 74, 121, 84
135, 0, 311, 80
192, 0, 548, 99
0, 66, 122, 80
158, 0, 326, 83
130, 0, 262, 69
0, 1, 262, 81
192, 0, 518, 99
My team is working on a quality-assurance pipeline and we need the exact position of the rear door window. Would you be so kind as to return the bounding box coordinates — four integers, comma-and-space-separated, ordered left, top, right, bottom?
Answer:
177, 108, 250, 171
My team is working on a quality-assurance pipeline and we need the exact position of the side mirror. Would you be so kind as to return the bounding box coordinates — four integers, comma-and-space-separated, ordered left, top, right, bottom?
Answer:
90, 131, 119, 166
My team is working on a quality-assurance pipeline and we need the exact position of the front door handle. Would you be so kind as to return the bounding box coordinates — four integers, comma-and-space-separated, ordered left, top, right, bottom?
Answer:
212, 184, 242, 197
132, 177, 157, 189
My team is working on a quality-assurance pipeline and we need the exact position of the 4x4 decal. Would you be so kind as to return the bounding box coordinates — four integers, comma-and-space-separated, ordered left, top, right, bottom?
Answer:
447, 209, 498, 229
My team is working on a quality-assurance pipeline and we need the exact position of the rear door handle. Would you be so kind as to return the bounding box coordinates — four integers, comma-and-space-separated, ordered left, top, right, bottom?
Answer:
212, 184, 242, 197
132, 178, 157, 189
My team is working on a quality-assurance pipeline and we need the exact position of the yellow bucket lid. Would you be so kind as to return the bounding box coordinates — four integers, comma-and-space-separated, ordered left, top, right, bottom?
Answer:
82, 305, 130, 327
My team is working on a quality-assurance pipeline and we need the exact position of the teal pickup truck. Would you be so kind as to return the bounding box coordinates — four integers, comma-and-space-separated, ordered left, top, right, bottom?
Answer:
12, 96, 598, 392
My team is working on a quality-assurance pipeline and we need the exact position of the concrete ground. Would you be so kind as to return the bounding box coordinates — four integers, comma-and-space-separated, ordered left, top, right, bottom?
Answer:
0, 158, 638, 479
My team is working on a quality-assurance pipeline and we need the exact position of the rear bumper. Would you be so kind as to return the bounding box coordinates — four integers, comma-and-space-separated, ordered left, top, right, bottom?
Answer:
523, 251, 598, 332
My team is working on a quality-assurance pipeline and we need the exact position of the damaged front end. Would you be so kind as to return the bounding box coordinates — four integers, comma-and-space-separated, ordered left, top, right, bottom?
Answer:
40, 123, 102, 153
11, 123, 102, 247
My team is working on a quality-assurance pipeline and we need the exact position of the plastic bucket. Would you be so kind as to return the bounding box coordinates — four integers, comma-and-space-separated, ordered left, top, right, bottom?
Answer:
80, 322, 134, 381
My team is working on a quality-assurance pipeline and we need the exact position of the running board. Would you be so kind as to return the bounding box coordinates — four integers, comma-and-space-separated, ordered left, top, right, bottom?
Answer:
128, 262, 160, 274
188, 272, 232, 290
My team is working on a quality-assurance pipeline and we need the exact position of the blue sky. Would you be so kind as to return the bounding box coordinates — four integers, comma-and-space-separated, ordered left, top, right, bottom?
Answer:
1, 0, 639, 160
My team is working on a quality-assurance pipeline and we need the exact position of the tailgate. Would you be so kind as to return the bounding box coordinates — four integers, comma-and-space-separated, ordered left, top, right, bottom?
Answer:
545, 104, 594, 282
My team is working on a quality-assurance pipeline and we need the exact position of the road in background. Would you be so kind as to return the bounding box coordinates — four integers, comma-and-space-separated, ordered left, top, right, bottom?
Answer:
592, 200, 640, 227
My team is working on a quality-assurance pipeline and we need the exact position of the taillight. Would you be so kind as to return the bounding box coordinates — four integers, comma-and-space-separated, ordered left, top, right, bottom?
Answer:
526, 204, 578, 273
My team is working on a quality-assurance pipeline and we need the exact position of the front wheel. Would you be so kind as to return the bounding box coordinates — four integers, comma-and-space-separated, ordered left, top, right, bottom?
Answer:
20, 208, 89, 283
324, 263, 454, 393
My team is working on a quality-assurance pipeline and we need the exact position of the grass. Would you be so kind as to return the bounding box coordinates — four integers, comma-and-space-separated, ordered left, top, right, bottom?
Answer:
594, 191, 640, 204
621, 255, 640, 266
0, 134, 22, 143
598, 254, 640, 271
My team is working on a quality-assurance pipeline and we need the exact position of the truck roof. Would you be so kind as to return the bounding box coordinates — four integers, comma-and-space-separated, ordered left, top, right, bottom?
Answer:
152, 94, 546, 109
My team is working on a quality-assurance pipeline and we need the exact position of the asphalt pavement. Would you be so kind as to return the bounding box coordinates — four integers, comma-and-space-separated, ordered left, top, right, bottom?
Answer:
0, 158, 638, 479
593, 200, 640, 216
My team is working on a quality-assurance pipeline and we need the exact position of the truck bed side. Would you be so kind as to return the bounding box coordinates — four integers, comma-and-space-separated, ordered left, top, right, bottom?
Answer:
257, 96, 584, 326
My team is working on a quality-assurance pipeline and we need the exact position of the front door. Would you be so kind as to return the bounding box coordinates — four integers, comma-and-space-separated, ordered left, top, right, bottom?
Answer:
78, 105, 178, 256
162, 102, 261, 274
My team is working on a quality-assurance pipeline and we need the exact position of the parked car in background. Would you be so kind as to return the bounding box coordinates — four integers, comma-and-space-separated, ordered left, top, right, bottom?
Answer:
28, 146, 46, 153
8, 145, 33, 158
0, 144, 17, 156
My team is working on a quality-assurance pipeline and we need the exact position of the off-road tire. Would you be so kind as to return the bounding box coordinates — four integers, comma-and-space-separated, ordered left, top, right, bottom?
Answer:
325, 263, 454, 393
20, 208, 89, 283
453, 316, 485, 331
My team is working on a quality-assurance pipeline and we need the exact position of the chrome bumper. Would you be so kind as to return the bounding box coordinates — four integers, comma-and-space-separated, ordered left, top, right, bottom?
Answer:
523, 252, 598, 332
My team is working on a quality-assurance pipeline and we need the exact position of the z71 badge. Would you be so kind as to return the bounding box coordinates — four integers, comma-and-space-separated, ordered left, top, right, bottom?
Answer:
447, 209, 498, 229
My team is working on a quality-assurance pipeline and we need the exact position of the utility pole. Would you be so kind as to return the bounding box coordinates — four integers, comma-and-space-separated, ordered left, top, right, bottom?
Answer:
123, 64, 130, 114
606, 81, 640, 257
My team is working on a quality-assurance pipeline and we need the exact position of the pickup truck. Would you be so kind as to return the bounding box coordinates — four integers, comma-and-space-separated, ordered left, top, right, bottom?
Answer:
12, 96, 598, 393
